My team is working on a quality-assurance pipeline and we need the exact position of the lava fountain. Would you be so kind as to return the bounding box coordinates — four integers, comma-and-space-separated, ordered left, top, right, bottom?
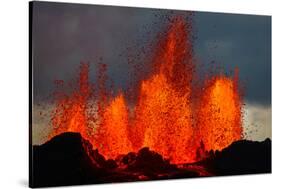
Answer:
48, 16, 243, 164
197, 70, 242, 151
94, 93, 132, 159
133, 17, 196, 163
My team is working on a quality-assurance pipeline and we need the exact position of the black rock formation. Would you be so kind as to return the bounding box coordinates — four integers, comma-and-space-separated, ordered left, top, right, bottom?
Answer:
30, 132, 271, 187
31, 132, 111, 187
200, 138, 271, 175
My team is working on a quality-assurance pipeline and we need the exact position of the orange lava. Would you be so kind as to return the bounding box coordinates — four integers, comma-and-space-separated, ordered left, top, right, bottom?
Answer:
94, 93, 132, 159
197, 71, 242, 151
133, 18, 196, 163
48, 16, 243, 164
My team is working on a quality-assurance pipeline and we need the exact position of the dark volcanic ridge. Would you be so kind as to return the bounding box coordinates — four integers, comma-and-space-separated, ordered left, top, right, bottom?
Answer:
30, 132, 271, 187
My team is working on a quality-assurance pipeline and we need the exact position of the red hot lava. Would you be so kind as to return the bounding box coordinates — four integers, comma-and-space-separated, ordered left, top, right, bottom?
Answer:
49, 17, 243, 164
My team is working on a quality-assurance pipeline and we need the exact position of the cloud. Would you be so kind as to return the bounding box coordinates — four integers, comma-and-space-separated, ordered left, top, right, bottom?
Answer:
243, 102, 272, 141
32, 103, 54, 145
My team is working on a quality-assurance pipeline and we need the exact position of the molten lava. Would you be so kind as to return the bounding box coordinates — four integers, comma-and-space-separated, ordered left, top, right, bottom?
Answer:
133, 18, 196, 163
94, 93, 132, 159
49, 16, 243, 164
197, 71, 242, 151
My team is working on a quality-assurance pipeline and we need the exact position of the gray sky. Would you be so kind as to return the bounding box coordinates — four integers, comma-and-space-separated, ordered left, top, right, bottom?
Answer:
193, 12, 271, 105
32, 2, 271, 105
32, 1, 271, 144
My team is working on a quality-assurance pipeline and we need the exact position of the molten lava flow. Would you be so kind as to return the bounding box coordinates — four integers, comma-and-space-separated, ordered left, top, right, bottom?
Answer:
94, 93, 132, 159
197, 72, 242, 151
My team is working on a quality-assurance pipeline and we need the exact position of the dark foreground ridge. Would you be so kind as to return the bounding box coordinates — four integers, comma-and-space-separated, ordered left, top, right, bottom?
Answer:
30, 132, 271, 187
199, 138, 271, 175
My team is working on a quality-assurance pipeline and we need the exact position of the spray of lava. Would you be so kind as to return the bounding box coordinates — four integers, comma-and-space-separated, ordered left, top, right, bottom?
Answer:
197, 70, 242, 151
48, 17, 243, 164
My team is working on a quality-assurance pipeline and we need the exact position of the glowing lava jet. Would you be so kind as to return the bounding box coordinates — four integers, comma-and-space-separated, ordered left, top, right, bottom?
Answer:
132, 17, 196, 163
197, 70, 242, 151
94, 93, 132, 159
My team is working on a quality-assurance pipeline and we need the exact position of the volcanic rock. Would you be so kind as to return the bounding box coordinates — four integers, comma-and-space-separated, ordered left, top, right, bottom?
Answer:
30, 132, 199, 187
31, 132, 110, 187
30, 132, 271, 187
201, 138, 271, 175
128, 147, 176, 172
